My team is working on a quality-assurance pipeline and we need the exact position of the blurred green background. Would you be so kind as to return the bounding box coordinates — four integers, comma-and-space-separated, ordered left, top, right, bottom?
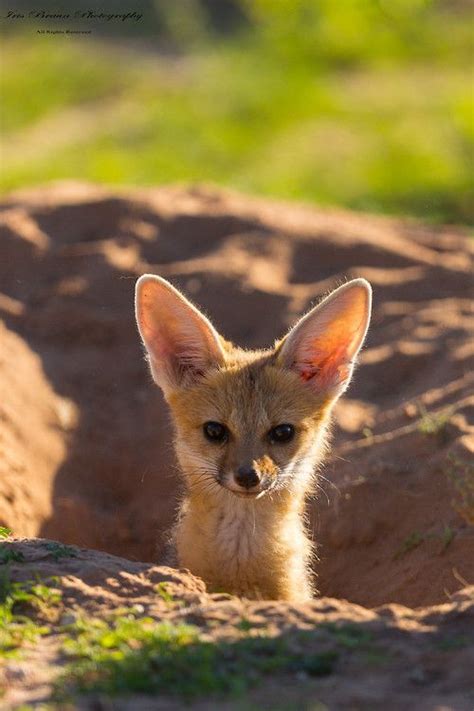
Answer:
1, 0, 473, 223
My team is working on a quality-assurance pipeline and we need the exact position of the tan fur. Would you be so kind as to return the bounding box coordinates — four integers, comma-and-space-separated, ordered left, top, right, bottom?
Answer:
135, 276, 371, 601
169, 359, 328, 600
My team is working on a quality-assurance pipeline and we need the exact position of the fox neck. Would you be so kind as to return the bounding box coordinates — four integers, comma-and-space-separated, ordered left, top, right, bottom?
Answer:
174, 464, 317, 602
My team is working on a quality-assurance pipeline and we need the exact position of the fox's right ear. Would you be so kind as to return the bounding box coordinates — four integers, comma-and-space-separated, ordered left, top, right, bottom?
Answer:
135, 275, 225, 397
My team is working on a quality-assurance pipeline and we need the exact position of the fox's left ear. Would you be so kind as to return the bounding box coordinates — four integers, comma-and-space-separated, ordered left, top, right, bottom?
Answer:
276, 279, 372, 401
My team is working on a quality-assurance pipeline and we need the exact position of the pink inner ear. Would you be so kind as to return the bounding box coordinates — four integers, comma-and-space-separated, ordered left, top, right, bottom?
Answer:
297, 316, 365, 389
299, 345, 351, 392
300, 343, 348, 383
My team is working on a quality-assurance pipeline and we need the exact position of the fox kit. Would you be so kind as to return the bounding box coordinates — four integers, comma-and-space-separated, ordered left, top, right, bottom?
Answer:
135, 276, 371, 602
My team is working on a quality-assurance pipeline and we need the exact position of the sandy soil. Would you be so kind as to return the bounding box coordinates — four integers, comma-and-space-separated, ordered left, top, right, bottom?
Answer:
0, 182, 473, 708
3, 539, 474, 710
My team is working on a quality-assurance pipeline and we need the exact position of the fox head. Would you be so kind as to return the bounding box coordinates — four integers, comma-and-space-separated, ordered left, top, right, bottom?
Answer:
135, 276, 371, 500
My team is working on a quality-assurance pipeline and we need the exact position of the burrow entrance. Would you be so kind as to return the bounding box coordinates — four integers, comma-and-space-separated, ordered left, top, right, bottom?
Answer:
1, 184, 472, 609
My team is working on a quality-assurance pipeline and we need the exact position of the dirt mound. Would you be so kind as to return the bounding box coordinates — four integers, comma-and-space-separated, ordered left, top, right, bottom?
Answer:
1, 182, 473, 707
0, 183, 473, 597
3, 539, 474, 710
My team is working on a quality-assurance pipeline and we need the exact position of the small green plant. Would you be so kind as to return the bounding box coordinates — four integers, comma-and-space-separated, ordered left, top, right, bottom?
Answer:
0, 545, 25, 564
440, 524, 455, 551
417, 404, 453, 442
0, 570, 62, 658
446, 455, 474, 525
362, 648, 393, 666
322, 622, 373, 649
43, 542, 78, 561
0, 527, 12, 540
436, 635, 470, 652
393, 531, 424, 560
237, 618, 253, 632
107, 604, 146, 621
154, 582, 174, 606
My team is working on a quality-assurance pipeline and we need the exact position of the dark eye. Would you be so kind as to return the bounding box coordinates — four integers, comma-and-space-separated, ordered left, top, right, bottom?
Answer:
203, 421, 228, 443
268, 424, 295, 444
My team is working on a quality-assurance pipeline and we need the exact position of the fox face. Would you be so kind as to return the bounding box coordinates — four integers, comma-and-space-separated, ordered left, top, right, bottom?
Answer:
167, 359, 329, 498
136, 275, 371, 499
135, 276, 371, 500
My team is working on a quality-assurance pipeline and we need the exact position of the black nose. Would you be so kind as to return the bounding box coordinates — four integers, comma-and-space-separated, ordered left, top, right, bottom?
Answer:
235, 465, 260, 489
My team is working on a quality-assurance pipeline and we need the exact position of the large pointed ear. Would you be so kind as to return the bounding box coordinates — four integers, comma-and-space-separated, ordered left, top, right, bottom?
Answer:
135, 275, 225, 397
276, 279, 372, 401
